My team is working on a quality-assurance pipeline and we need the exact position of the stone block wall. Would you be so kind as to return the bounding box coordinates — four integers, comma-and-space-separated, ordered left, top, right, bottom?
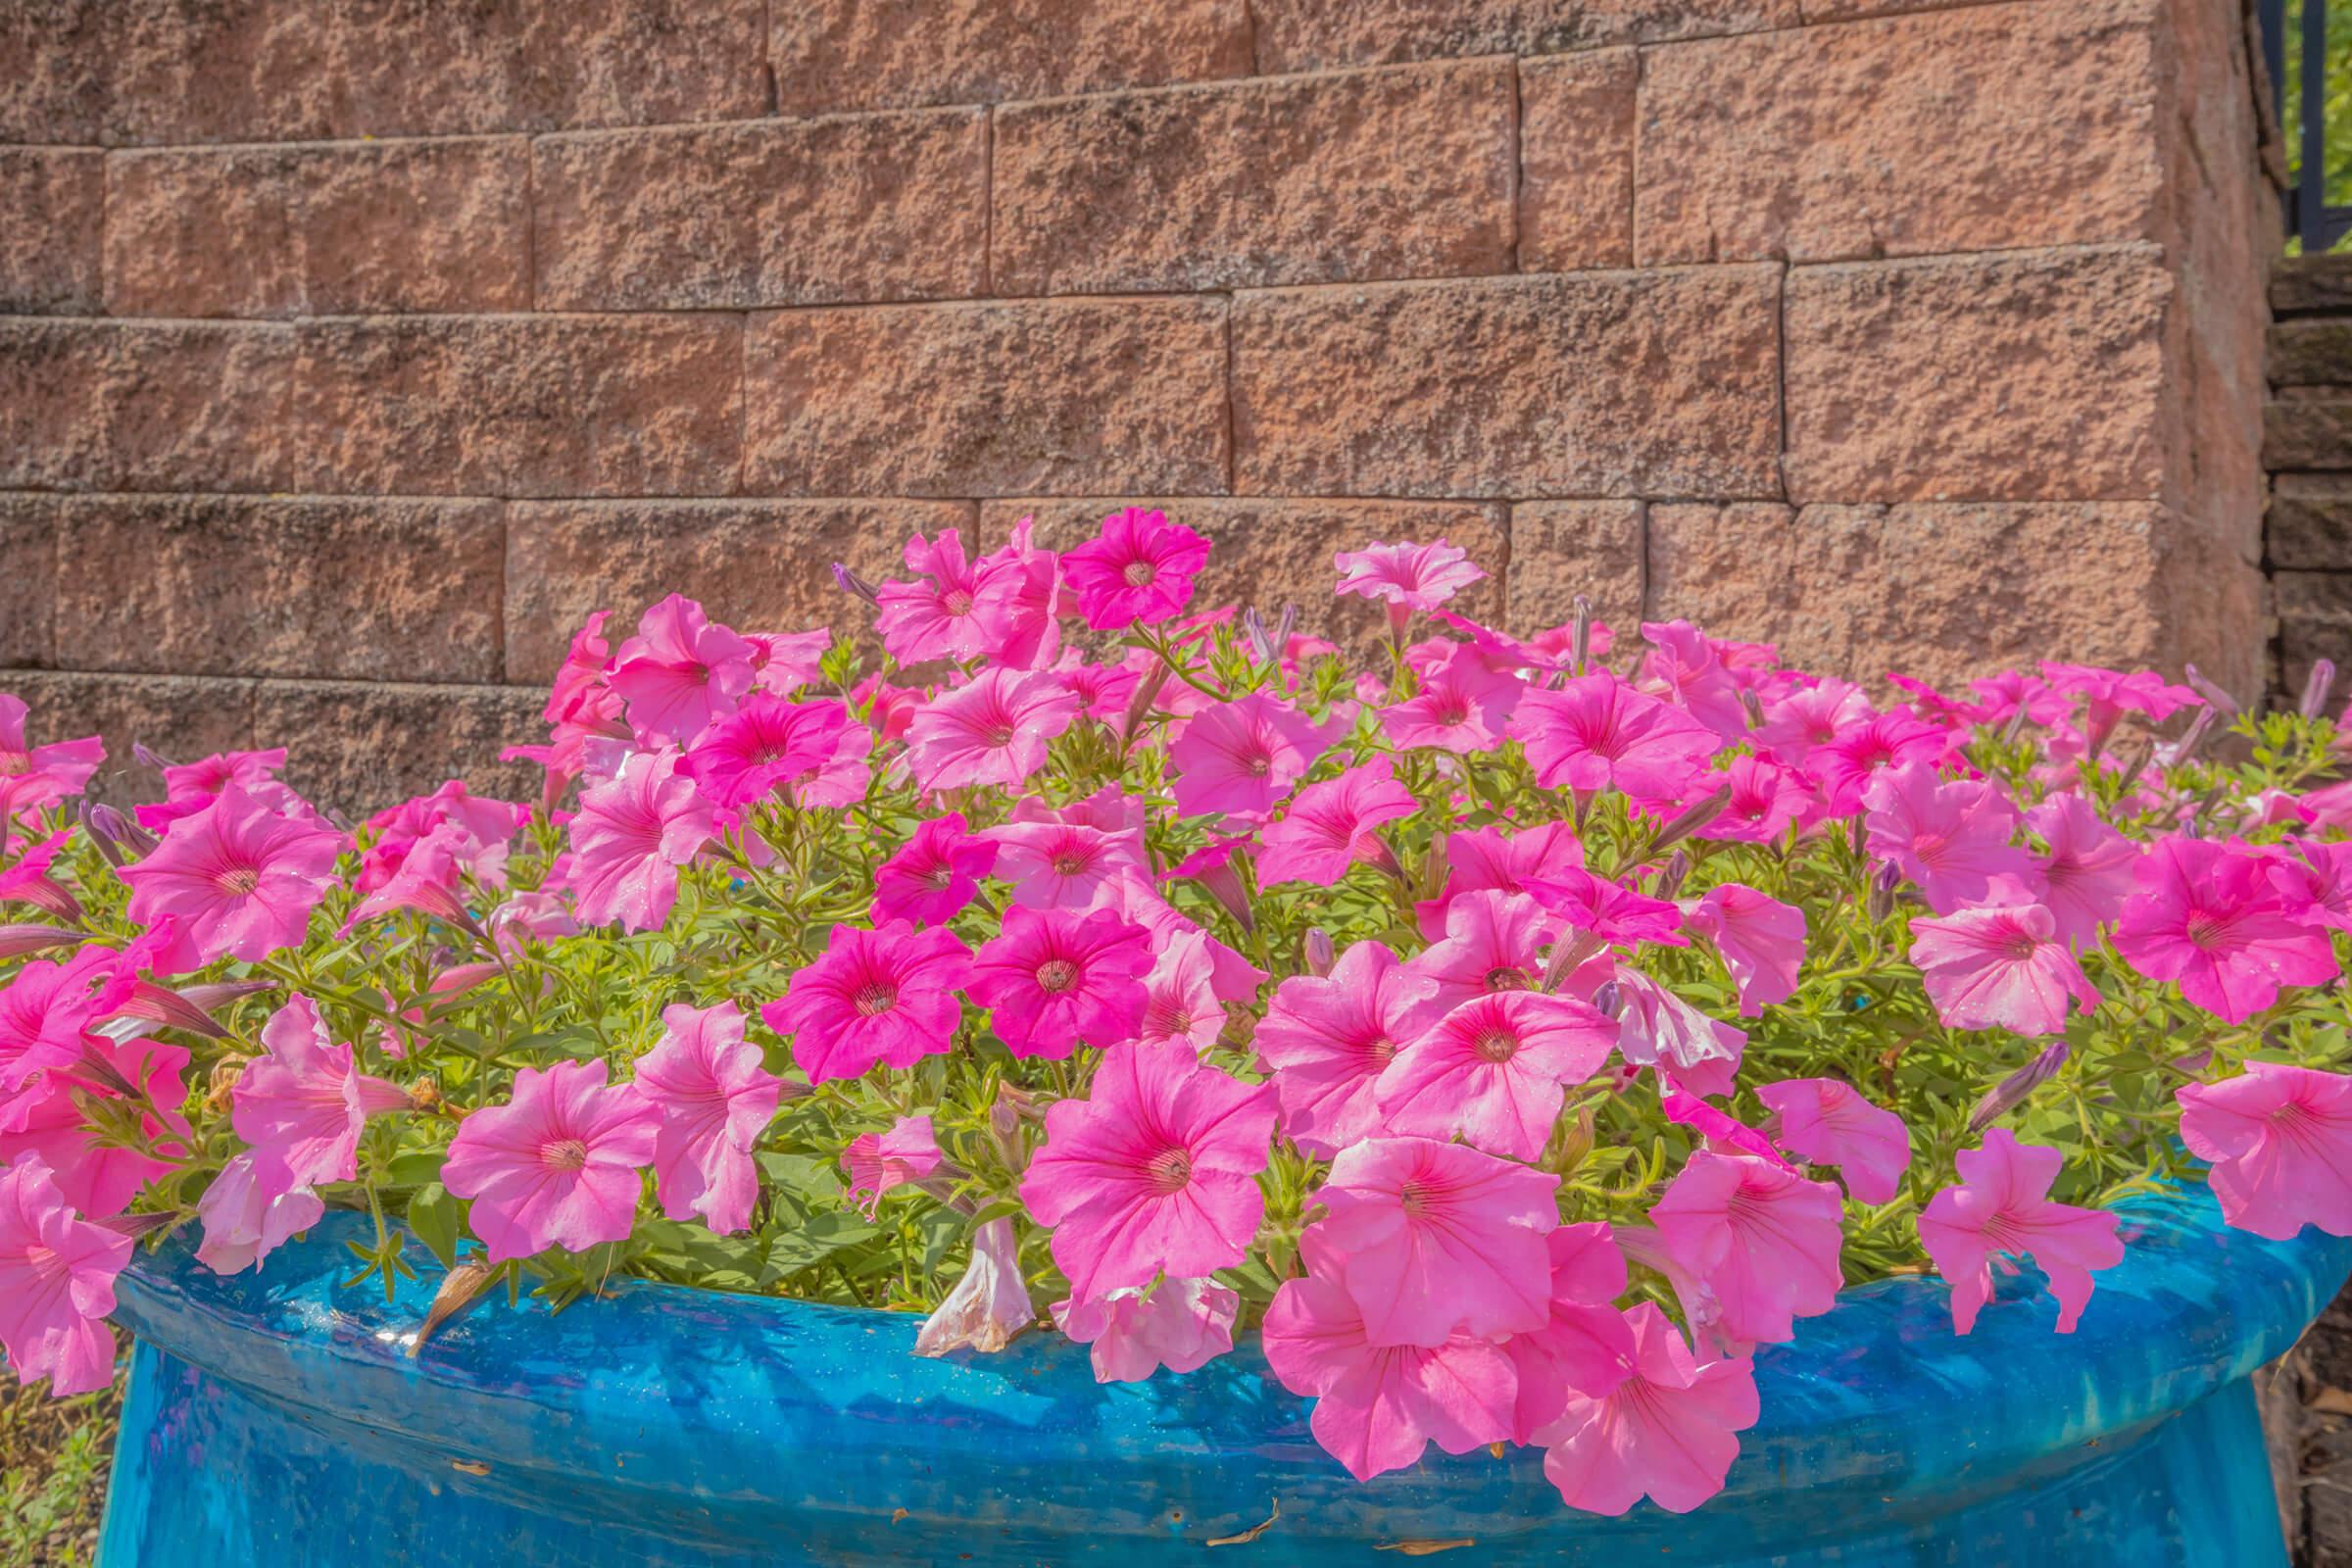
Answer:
0, 0, 2278, 813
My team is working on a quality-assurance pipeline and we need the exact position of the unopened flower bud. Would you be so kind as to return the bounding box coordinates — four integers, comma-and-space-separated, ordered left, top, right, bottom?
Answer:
1571, 595, 1594, 674
1243, 607, 1276, 666
1740, 688, 1765, 729
831, 562, 881, 606
131, 742, 175, 773
1967, 1041, 2071, 1134
1302, 928, 1336, 977
0, 924, 80, 960
99, 1210, 179, 1241
1867, 862, 1902, 924
1651, 850, 1691, 902
2171, 706, 2217, 764
1120, 661, 1172, 745
1590, 979, 1622, 1018
2304, 659, 2339, 720
1648, 788, 1730, 856
1274, 604, 1298, 657
2183, 663, 2239, 715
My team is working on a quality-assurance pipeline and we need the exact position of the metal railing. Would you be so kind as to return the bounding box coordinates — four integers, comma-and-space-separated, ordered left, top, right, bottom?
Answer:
2262, 0, 2352, 250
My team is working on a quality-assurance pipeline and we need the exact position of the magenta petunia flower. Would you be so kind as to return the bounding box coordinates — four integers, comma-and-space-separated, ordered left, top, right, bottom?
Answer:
2038, 662, 2200, 753
1635, 620, 1749, 742
2, 1033, 192, 1219
1650, 1151, 1844, 1346
871, 813, 997, 927
342, 820, 474, 933
1255, 760, 1417, 888
679, 695, 851, 808
1684, 883, 1805, 1017
1693, 755, 1809, 845
1508, 673, 1720, 807
1061, 508, 1210, 630
442, 1059, 662, 1264
1166, 694, 1344, 819
360, 779, 528, 895
842, 1113, 943, 1218
2178, 1061, 2352, 1240
1052, 1275, 1239, 1384
1413, 821, 1586, 939
1662, 1088, 1789, 1168
635, 1001, 784, 1235
1613, 970, 1746, 1099
1754, 1078, 1911, 1204
903, 669, 1081, 793
2113, 837, 2338, 1024
762, 920, 972, 1084
1375, 991, 1615, 1160
609, 594, 758, 746
983, 817, 1145, 910
1379, 640, 1523, 754
1505, 1223, 1638, 1444
968, 906, 1152, 1060
230, 994, 409, 1188
1333, 538, 1488, 615
1911, 904, 2099, 1037
1754, 678, 1872, 760
1522, 870, 1687, 952
1534, 1301, 1758, 1516
194, 1149, 323, 1277
972, 516, 1065, 669
874, 527, 1020, 664
1862, 763, 2034, 914
1407, 889, 1558, 1013
1804, 710, 1946, 813
119, 782, 344, 971
567, 749, 715, 933
2024, 792, 2138, 951
0, 1154, 131, 1395
0, 948, 127, 1095
0, 694, 104, 812
1255, 941, 1442, 1156
1308, 1136, 1559, 1348
1019, 1040, 1276, 1299
1260, 1235, 1517, 1482
1916, 1129, 2123, 1335
1139, 929, 1228, 1052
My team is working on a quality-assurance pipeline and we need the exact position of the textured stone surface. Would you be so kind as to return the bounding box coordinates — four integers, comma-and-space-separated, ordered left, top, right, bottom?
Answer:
771, 0, 1252, 115
2272, 474, 2352, 571
52, 496, 504, 682
0, 671, 259, 805
251, 679, 543, 809
2, 0, 764, 144
2274, 254, 2352, 317
0, 320, 298, 492
294, 315, 741, 497
0, 499, 58, 669
533, 111, 988, 311
1785, 246, 2169, 504
1649, 501, 2264, 695
1634, 2, 2161, 265
1253, 0, 1796, 71
0, 149, 103, 315
977, 498, 1510, 649
2272, 319, 2352, 388
1232, 268, 1782, 498
992, 61, 1514, 295
504, 500, 974, 682
2269, 400, 2352, 473
105, 140, 531, 317
2278, 572, 2352, 706
1503, 502, 1645, 638
1518, 50, 1637, 272
744, 298, 1229, 497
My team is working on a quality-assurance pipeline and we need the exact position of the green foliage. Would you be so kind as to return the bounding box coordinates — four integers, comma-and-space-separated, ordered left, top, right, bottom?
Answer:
0, 1375, 119, 1567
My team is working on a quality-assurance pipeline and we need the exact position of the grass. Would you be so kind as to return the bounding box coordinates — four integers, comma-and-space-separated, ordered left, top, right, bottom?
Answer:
0, 1378, 121, 1568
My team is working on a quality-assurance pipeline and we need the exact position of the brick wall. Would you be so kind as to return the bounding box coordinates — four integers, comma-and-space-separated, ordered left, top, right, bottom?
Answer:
0, 0, 2278, 814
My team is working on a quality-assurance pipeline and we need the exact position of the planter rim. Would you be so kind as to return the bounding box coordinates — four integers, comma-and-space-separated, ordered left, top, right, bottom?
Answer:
107, 1184, 2352, 1551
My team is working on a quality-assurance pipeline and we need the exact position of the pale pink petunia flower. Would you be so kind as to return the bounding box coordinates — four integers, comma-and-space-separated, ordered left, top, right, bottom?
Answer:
0, 695, 104, 811
1636, 620, 1748, 742
873, 527, 1018, 665
119, 782, 344, 971
0, 1154, 131, 1394
983, 817, 1145, 910
1535, 1301, 1758, 1516
636, 1001, 784, 1235
1805, 710, 1946, 813
1255, 759, 1417, 888
1019, 1041, 1277, 1300
1692, 754, 1810, 846
903, 669, 1081, 793
1375, 991, 1616, 1161
1406, 889, 1559, 1013
745, 627, 833, 697
1522, 871, 1686, 952
1139, 929, 1229, 1051
870, 813, 997, 927
1509, 672, 1721, 807
1755, 1078, 1911, 1204
914, 1217, 1035, 1356
968, 906, 1152, 1060
679, 695, 851, 808
567, 749, 715, 933
231, 994, 410, 1187
1061, 508, 1210, 630
1612, 970, 1746, 1098
1333, 538, 1488, 616
1096, 869, 1267, 1008
441, 1059, 662, 1263
1911, 904, 2099, 1037
2113, 837, 2337, 1024
2024, 793, 2138, 951
1413, 822, 1585, 940
761, 921, 972, 1084
609, 594, 758, 746
1506, 1223, 1638, 1443
2178, 1061, 2352, 1240
1684, 884, 1806, 1017
1053, 1276, 1239, 1383
2, 1034, 192, 1220
1917, 1130, 2123, 1335
2038, 662, 2200, 753
1378, 640, 1523, 755
1754, 678, 1873, 760
841, 1113, 944, 1218
194, 1149, 324, 1277
1651, 1151, 1843, 1346
1166, 694, 1343, 819
1255, 941, 1441, 1156
1862, 763, 2034, 915
1309, 1135, 1559, 1347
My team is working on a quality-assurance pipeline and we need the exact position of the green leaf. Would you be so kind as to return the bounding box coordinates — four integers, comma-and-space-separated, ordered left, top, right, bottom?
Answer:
406, 1182, 462, 1269
763, 1209, 883, 1283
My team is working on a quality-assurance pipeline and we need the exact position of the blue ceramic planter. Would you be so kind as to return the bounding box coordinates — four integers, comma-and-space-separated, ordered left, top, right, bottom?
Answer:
97, 1187, 2351, 1566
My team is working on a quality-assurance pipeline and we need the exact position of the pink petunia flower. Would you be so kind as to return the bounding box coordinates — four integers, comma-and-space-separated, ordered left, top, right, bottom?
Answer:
746, 628, 833, 697
2178, 1061, 2352, 1240
194, 1149, 323, 1276
1612, 970, 1746, 1099
1754, 1078, 1911, 1204
1375, 991, 1616, 1161
609, 594, 758, 746
1255, 760, 1417, 888
903, 669, 1081, 793
2113, 837, 2338, 1024
1684, 884, 1805, 1017
1166, 694, 1343, 819
1910, 904, 2099, 1037
1693, 755, 1809, 845
1407, 890, 1558, 1013
968, 906, 1152, 1060
1414, 822, 1585, 939
679, 695, 850, 808
0, 1154, 131, 1394
119, 782, 345, 971
1636, 620, 1748, 741
1534, 1302, 1759, 1516
1139, 929, 1229, 1052
567, 749, 715, 933
1522, 871, 1686, 952
874, 527, 1019, 664
0, 948, 129, 1094
761, 921, 972, 1084
1650, 1151, 1844, 1346
2039, 662, 2199, 753
1805, 710, 1946, 813
972, 516, 1065, 669
1916, 1129, 2123, 1335
1053, 1276, 1239, 1383
1506, 1223, 1638, 1443
1061, 508, 1210, 630
1662, 1089, 1788, 1168
1509, 673, 1721, 806
1333, 538, 1488, 617
870, 813, 997, 927
442, 1059, 662, 1263
1308, 1136, 1558, 1347
1754, 678, 1872, 760
841, 1113, 944, 1218
1019, 1041, 1277, 1300
1378, 640, 1523, 755
0, 695, 104, 812
341, 820, 474, 933
2024, 793, 2137, 950
913, 1217, 1035, 1356
1862, 764, 2034, 915
1255, 942, 1442, 1156
231, 994, 410, 1187
1260, 1235, 1517, 1482
1096, 870, 1267, 1007
982, 817, 1145, 910
636, 1001, 785, 1235
2, 1034, 193, 1219
359, 780, 528, 895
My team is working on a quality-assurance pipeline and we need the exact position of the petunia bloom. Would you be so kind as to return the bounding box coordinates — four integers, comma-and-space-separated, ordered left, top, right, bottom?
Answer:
842, 1114, 944, 1217
1650, 1151, 1844, 1346
1521, 870, 1686, 952
2024, 793, 2137, 950
230, 994, 410, 1187
1683, 883, 1805, 1017
1255, 941, 1441, 1156
679, 695, 851, 808
870, 813, 997, 927
1509, 673, 1720, 807
1414, 822, 1585, 939
0, 695, 104, 812
1166, 694, 1342, 819
903, 669, 1081, 793
567, 749, 716, 933
1379, 639, 1523, 755
1915, 1129, 2124, 1335
1612, 970, 1746, 1099
1805, 710, 1946, 813
609, 594, 757, 746
1692, 754, 1809, 845
1375, 991, 1616, 1161
1506, 1223, 1639, 1443
0, 1154, 132, 1394
874, 527, 1019, 664
1061, 508, 1210, 630
2177, 1061, 2352, 1240
1053, 1276, 1239, 1383
983, 817, 1145, 910
1019, 1041, 1277, 1300
194, 1149, 324, 1277
441, 1060, 662, 1263
1862, 763, 2034, 914
968, 906, 1152, 1060
1407, 889, 1558, 1012
1534, 1302, 1759, 1516
2113, 837, 2338, 1024
761, 921, 972, 1084
914, 1218, 1035, 1356
1138, 929, 1229, 1052
118, 782, 344, 971
1255, 759, 1417, 888
635, 1002, 785, 1235
1333, 538, 1488, 616
1910, 904, 2099, 1037
1754, 1078, 1911, 1204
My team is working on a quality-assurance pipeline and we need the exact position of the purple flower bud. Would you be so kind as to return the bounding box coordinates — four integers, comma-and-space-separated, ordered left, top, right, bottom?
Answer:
0, 925, 81, 960
1274, 604, 1298, 655
1967, 1041, 2071, 1133
1651, 850, 1691, 902
83, 799, 155, 861
1243, 607, 1276, 666
1648, 787, 1731, 856
1590, 979, 1622, 1018
1571, 594, 1594, 674
131, 742, 175, 773
1867, 861, 1902, 924
1740, 688, 1765, 729
831, 562, 882, 607
1120, 662, 1173, 746
2182, 663, 2239, 715
1302, 928, 1336, 977
2303, 659, 2339, 720
2171, 706, 2217, 764
2111, 740, 2151, 796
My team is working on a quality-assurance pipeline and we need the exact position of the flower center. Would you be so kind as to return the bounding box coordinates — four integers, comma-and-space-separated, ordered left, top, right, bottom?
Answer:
2184, 910, 2231, 951
1484, 964, 1530, 992
1122, 561, 1157, 588
853, 982, 899, 1016
1051, 852, 1090, 877
943, 589, 975, 617
1473, 1028, 1519, 1063
1398, 1178, 1432, 1218
1435, 698, 1469, 726
1037, 958, 1081, 994
0, 750, 26, 776
1246, 753, 1273, 778
1363, 1036, 1397, 1066
1146, 1146, 1193, 1194
984, 723, 1015, 748
2003, 931, 2040, 961
921, 864, 956, 891
216, 864, 263, 897
542, 1138, 589, 1173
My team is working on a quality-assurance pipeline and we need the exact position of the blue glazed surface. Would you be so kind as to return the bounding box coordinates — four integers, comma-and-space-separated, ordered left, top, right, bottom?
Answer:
97, 1186, 2352, 1566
